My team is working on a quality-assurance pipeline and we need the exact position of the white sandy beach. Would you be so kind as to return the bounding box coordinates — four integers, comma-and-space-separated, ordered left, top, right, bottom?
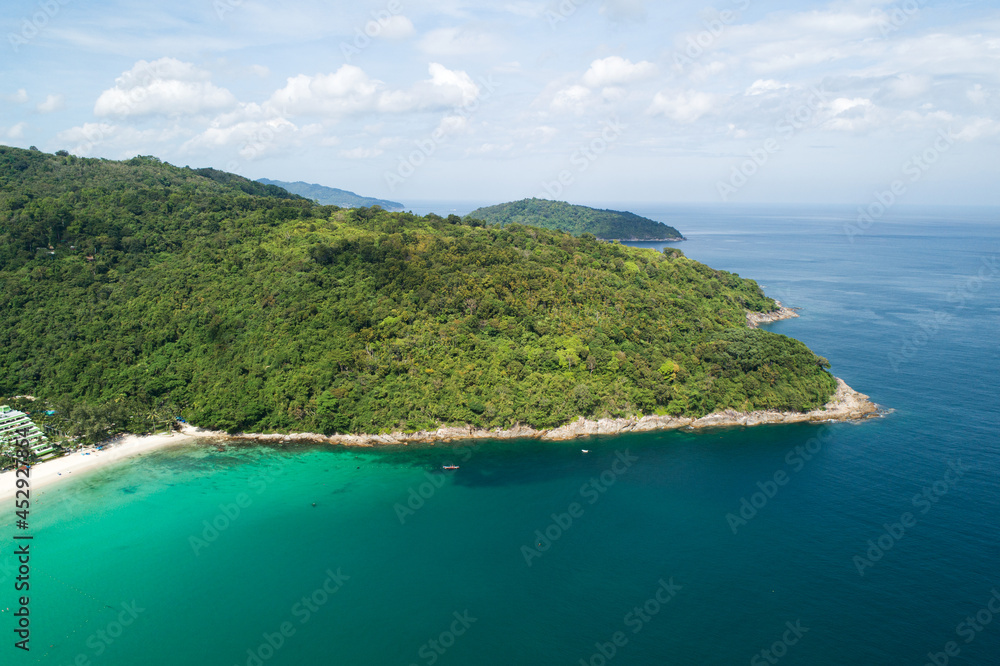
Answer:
0, 426, 220, 501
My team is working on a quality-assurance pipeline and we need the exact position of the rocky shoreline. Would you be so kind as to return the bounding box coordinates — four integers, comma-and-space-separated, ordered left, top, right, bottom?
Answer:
746, 301, 800, 328
204, 377, 880, 448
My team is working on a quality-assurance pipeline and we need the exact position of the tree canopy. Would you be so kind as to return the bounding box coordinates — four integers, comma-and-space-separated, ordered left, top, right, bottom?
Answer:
0, 146, 836, 437
466, 198, 684, 241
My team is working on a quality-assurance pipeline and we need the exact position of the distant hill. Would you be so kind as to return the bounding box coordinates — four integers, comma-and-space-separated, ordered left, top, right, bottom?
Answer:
466, 198, 684, 241
257, 178, 403, 210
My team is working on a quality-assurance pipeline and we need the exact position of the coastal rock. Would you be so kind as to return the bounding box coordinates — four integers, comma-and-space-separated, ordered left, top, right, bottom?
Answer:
746, 301, 800, 328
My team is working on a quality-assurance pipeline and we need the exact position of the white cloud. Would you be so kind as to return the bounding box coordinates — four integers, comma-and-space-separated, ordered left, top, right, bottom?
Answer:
339, 147, 383, 159
955, 117, 1000, 141
94, 58, 237, 117
551, 85, 593, 114
967, 84, 987, 105
466, 142, 513, 155
377, 63, 481, 112
822, 97, 877, 132
6, 89, 28, 104
5, 122, 27, 139
582, 56, 656, 88
418, 27, 501, 55
183, 117, 300, 160
503, 2, 544, 18
374, 15, 415, 40
745, 79, 791, 96
600, 0, 647, 22
601, 86, 627, 102
883, 74, 931, 99
268, 63, 478, 117
422, 62, 480, 106
688, 61, 726, 83
517, 125, 557, 144
37, 94, 65, 113
648, 89, 718, 122
57, 122, 118, 151
436, 115, 469, 135
55, 123, 189, 158
268, 66, 381, 116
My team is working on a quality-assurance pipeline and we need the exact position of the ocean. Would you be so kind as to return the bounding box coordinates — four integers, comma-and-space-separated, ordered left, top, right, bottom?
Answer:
2, 205, 998, 665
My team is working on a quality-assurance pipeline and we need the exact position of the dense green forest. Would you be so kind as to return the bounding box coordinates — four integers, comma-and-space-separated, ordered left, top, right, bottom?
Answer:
258, 178, 403, 210
0, 146, 836, 439
467, 198, 684, 241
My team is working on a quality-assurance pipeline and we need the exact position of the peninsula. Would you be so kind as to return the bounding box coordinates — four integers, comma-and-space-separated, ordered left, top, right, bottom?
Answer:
0, 147, 871, 452
257, 178, 404, 210
466, 198, 684, 241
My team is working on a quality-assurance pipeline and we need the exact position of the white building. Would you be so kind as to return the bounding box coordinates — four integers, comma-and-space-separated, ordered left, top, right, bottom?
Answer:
0, 405, 56, 458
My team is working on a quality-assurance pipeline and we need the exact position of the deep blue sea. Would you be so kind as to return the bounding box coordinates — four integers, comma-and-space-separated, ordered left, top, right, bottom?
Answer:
1, 205, 998, 665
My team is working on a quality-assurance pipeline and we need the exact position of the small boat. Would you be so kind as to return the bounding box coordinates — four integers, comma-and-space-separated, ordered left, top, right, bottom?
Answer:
581, 450, 589, 453
442, 465, 459, 470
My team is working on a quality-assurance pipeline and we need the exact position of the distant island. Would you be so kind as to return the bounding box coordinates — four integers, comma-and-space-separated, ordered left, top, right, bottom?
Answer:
467, 198, 684, 241
257, 178, 403, 210
0, 146, 867, 448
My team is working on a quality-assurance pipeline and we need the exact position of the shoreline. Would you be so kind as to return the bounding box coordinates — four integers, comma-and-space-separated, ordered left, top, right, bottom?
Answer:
0, 377, 879, 499
221, 376, 880, 447
0, 426, 214, 501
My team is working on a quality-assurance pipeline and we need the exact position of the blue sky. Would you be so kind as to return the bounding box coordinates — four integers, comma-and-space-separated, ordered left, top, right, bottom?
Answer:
2, 0, 999, 205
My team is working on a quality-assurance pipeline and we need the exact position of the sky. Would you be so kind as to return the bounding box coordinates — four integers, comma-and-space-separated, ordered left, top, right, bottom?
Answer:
2, 0, 999, 206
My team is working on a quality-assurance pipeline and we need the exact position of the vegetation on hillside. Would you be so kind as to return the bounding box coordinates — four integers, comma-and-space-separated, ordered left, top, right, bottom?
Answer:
467, 198, 684, 241
0, 147, 836, 438
258, 178, 403, 210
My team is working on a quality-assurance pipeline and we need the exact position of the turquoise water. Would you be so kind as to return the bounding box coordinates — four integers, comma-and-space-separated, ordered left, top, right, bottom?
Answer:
2, 205, 998, 665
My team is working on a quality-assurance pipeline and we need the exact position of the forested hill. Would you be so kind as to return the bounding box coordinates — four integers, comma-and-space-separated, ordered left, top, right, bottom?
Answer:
0, 146, 836, 439
467, 198, 684, 241
258, 178, 403, 210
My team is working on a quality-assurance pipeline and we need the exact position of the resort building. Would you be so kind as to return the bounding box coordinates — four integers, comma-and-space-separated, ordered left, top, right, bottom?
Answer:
0, 405, 58, 458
